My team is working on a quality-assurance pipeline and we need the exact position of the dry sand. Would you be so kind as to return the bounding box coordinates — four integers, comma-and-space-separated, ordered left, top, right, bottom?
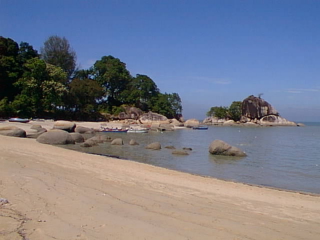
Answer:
0, 121, 320, 239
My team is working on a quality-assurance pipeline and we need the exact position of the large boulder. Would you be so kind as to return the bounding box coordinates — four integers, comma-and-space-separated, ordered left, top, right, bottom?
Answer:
209, 140, 247, 157
36, 130, 75, 145
146, 142, 161, 150
53, 120, 76, 132
75, 126, 95, 134
80, 138, 98, 147
111, 138, 124, 145
139, 111, 169, 124
259, 115, 296, 126
70, 133, 85, 143
241, 95, 279, 121
184, 119, 200, 128
0, 126, 26, 137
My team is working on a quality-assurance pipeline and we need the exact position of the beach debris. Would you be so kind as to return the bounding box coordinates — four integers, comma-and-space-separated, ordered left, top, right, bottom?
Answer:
0, 198, 9, 205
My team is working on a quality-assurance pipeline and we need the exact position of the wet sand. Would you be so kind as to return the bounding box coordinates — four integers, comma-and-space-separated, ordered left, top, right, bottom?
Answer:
0, 122, 320, 239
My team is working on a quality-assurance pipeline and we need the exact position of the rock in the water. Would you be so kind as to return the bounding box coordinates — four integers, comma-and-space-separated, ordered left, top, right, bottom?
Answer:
70, 133, 85, 143
182, 147, 192, 151
165, 145, 176, 149
129, 139, 139, 145
172, 150, 189, 155
80, 138, 98, 147
146, 142, 161, 150
184, 119, 200, 128
0, 126, 26, 137
36, 129, 75, 145
53, 120, 76, 132
209, 140, 247, 157
260, 115, 296, 126
111, 138, 124, 145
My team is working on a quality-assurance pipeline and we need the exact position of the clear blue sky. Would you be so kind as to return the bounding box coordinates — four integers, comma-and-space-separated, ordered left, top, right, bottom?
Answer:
1, 0, 319, 121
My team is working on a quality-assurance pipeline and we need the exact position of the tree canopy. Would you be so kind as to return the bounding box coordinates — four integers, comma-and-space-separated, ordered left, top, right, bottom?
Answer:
40, 35, 76, 80
0, 36, 183, 120
207, 101, 243, 121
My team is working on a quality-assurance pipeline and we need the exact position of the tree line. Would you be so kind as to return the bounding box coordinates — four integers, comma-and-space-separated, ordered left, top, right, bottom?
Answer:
0, 36, 182, 120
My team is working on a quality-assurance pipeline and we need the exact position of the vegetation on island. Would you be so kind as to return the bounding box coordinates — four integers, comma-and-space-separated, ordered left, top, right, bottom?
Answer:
206, 101, 242, 121
0, 36, 182, 120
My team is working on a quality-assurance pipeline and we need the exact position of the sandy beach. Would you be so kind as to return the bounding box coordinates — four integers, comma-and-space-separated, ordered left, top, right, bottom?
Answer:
0, 122, 320, 239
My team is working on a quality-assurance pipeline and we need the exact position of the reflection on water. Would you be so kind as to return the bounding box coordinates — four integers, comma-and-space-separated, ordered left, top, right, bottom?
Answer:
62, 123, 320, 194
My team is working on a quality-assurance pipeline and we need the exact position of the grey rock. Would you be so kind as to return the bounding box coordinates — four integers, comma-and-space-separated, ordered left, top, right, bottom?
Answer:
70, 133, 85, 143
146, 142, 161, 150
36, 130, 75, 145
111, 138, 124, 145
129, 139, 139, 145
53, 120, 76, 132
209, 140, 247, 157
172, 150, 189, 155
0, 126, 26, 138
75, 126, 94, 134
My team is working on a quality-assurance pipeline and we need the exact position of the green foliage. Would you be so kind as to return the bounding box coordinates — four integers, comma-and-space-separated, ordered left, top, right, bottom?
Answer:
228, 101, 242, 121
206, 106, 228, 119
41, 35, 76, 79
151, 93, 182, 119
1, 36, 184, 120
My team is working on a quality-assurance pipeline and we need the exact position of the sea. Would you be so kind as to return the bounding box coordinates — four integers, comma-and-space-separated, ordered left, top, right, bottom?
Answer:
62, 122, 320, 194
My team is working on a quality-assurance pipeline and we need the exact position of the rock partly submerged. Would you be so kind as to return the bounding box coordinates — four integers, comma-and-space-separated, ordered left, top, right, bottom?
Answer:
209, 140, 247, 157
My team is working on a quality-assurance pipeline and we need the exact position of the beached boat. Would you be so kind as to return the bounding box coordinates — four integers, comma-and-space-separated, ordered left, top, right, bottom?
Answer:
192, 126, 208, 130
8, 118, 30, 123
173, 125, 186, 129
100, 128, 128, 133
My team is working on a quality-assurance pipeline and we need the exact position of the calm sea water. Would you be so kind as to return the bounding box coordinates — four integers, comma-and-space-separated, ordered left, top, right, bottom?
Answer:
63, 122, 320, 194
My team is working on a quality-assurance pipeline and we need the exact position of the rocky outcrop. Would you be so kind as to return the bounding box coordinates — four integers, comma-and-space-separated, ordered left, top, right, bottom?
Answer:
53, 121, 76, 132
260, 115, 296, 126
203, 117, 226, 125
0, 126, 26, 137
36, 130, 75, 145
139, 112, 169, 124
209, 140, 247, 157
184, 119, 200, 128
241, 95, 278, 121
146, 142, 161, 150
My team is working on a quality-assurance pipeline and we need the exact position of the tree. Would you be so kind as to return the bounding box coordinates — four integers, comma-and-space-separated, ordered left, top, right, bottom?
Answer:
206, 106, 228, 119
122, 74, 159, 110
68, 77, 104, 118
228, 101, 242, 121
93, 55, 131, 110
151, 93, 182, 119
41, 35, 76, 80
0, 37, 20, 101
13, 58, 68, 116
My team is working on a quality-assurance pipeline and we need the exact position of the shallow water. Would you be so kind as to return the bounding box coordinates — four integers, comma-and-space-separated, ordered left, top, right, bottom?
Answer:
63, 123, 320, 194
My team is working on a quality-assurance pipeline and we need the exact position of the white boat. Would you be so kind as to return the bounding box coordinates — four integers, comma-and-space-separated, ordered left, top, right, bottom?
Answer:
127, 128, 148, 133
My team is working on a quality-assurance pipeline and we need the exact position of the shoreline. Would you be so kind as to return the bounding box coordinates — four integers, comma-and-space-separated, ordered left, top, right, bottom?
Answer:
0, 134, 320, 239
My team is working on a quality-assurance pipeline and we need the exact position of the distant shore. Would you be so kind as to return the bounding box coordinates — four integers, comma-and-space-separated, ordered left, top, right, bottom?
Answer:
0, 130, 319, 239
